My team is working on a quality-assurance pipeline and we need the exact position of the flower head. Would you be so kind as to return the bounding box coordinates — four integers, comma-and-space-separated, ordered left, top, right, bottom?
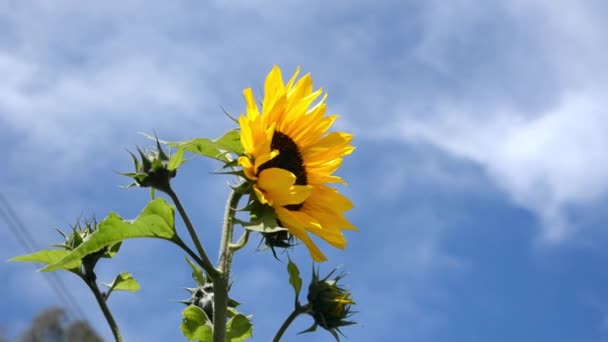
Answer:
238, 65, 357, 261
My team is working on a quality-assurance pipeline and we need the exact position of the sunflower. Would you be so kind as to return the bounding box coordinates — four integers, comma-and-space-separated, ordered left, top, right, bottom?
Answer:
238, 65, 357, 262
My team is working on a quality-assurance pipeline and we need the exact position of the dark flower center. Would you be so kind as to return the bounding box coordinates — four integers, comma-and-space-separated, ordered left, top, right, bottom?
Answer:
258, 131, 308, 211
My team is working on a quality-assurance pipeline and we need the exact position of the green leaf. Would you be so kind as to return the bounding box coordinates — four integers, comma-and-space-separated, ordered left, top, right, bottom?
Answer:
287, 259, 302, 302
105, 241, 122, 258
226, 314, 253, 342
9, 249, 81, 272
227, 306, 239, 318
168, 148, 186, 171
168, 130, 243, 162
185, 257, 206, 286
180, 305, 212, 342
102, 272, 140, 296
214, 129, 243, 155
42, 198, 176, 272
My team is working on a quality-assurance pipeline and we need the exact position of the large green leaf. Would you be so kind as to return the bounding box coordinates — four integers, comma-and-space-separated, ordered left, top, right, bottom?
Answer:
9, 249, 81, 272
226, 314, 253, 342
168, 130, 242, 162
102, 272, 141, 298
214, 130, 243, 155
42, 198, 176, 272
180, 305, 212, 342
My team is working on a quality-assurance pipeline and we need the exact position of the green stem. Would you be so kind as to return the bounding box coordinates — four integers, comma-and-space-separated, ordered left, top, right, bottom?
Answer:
213, 188, 243, 342
166, 187, 218, 279
229, 230, 250, 252
82, 275, 123, 342
272, 303, 311, 342
171, 236, 209, 272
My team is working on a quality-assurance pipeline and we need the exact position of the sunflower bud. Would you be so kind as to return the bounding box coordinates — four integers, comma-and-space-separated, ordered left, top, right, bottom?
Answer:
179, 282, 240, 323
53, 218, 121, 280
180, 284, 215, 322
122, 138, 176, 192
304, 267, 356, 340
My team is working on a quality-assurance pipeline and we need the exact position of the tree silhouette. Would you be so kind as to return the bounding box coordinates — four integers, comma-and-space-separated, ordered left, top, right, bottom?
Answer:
17, 307, 102, 342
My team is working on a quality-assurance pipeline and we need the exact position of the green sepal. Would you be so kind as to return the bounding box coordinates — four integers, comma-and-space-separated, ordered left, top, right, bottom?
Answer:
212, 170, 246, 178
185, 256, 206, 287
241, 204, 286, 234
298, 323, 318, 335
180, 305, 212, 342
220, 159, 240, 170
168, 148, 187, 171
42, 198, 176, 272
221, 106, 240, 124
55, 228, 68, 241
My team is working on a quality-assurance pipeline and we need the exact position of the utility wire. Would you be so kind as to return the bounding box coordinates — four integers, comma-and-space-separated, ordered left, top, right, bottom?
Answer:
0, 192, 87, 321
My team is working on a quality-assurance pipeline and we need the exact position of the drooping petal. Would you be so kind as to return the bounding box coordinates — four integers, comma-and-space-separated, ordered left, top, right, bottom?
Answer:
276, 207, 327, 262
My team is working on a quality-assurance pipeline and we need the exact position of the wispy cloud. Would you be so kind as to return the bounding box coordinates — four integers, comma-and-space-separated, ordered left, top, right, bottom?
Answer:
380, 0, 608, 242
3, 1, 607, 341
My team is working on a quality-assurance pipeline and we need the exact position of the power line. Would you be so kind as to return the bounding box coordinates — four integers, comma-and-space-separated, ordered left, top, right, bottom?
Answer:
0, 192, 87, 321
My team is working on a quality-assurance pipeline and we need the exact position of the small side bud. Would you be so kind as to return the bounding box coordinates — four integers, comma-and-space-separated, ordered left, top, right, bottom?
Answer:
121, 138, 176, 193
179, 280, 237, 324
303, 267, 356, 341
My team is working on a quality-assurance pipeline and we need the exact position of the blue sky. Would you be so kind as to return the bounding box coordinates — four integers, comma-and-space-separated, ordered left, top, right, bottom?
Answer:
2, 1, 608, 341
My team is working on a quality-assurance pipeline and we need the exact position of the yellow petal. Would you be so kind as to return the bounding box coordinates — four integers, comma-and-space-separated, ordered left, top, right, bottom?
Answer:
253, 185, 270, 205
307, 185, 354, 212
272, 184, 312, 207
263, 65, 285, 111
238, 156, 257, 180
239, 115, 254, 154
302, 202, 358, 232
254, 150, 280, 172
285, 66, 301, 90
258, 168, 297, 191
276, 207, 327, 262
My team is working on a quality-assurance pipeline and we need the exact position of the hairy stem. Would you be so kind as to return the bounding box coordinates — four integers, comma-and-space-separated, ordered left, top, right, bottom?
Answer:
166, 187, 218, 279
213, 188, 243, 342
82, 275, 123, 342
272, 303, 311, 342
229, 230, 250, 252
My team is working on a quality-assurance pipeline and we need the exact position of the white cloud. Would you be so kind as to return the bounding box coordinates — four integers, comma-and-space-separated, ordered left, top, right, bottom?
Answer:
385, 1, 608, 242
